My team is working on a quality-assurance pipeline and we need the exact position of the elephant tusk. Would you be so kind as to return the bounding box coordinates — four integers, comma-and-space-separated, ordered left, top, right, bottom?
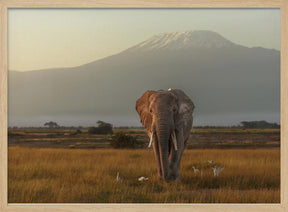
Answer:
172, 131, 178, 151
148, 132, 153, 148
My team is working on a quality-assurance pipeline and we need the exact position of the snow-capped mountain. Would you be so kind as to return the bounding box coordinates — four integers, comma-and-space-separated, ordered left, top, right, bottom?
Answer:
9, 30, 280, 126
126, 30, 236, 52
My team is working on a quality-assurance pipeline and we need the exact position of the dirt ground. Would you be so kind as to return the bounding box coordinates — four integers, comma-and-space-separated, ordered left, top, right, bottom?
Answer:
8, 128, 280, 149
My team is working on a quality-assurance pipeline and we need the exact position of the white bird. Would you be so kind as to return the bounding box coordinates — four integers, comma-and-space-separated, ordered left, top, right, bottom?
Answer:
212, 166, 224, 177
208, 160, 214, 164
138, 176, 149, 181
168, 88, 172, 91
192, 166, 200, 174
116, 172, 121, 181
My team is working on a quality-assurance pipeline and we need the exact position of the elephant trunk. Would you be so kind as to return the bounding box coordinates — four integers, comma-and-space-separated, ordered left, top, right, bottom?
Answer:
156, 120, 170, 181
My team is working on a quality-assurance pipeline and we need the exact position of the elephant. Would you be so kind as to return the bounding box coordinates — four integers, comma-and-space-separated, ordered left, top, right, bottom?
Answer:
136, 89, 194, 181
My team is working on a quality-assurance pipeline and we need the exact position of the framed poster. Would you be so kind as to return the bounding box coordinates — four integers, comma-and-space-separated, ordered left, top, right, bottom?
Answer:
0, 0, 287, 211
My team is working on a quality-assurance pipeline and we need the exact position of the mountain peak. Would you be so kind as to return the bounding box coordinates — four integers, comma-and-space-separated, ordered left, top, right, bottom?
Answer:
126, 30, 236, 52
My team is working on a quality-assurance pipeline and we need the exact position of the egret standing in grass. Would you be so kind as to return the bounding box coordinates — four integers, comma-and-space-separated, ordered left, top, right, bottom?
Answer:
212, 166, 224, 177
192, 166, 200, 174
116, 172, 121, 181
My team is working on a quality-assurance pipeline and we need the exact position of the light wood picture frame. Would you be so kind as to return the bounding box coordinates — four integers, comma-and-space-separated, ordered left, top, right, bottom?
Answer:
0, 0, 287, 211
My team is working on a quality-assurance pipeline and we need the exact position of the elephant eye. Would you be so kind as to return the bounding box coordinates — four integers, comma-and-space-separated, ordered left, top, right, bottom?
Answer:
149, 109, 153, 113
173, 108, 177, 112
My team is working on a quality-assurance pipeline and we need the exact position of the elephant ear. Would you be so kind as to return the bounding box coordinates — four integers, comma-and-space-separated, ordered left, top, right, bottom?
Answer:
136, 90, 155, 132
170, 89, 195, 128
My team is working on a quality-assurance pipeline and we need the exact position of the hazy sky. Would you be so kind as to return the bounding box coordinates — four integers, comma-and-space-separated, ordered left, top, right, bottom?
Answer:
8, 9, 280, 71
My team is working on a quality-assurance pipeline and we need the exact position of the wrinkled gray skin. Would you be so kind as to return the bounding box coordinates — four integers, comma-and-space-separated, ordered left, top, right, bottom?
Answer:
136, 89, 194, 181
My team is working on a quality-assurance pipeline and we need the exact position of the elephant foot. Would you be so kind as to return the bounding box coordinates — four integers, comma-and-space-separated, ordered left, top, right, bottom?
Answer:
172, 176, 181, 182
165, 173, 181, 182
175, 176, 181, 182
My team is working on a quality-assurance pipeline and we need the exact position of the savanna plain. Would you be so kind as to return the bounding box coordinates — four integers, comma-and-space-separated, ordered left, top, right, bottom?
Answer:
8, 128, 280, 203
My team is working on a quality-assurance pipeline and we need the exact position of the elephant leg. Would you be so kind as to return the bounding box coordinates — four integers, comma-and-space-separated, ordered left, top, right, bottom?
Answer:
152, 138, 162, 180
175, 129, 185, 181
176, 140, 186, 181
168, 141, 178, 180
168, 129, 184, 181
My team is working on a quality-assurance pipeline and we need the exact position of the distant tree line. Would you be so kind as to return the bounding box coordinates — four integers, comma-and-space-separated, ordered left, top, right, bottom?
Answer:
194, 120, 280, 129
9, 120, 279, 130
240, 121, 280, 129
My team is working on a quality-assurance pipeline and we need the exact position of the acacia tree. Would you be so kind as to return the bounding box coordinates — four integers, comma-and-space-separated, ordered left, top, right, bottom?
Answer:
88, 120, 113, 134
44, 121, 59, 128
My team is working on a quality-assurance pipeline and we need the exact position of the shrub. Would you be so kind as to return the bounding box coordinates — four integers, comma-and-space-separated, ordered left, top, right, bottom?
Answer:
110, 132, 144, 149
76, 129, 82, 134
68, 129, 82, 136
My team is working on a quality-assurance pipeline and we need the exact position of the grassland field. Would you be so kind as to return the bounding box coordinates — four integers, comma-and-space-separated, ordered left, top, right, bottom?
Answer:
8, 128, 280, 203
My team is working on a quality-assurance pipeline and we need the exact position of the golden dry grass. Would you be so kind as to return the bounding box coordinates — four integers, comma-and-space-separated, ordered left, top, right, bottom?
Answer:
8, 147, 280, 203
